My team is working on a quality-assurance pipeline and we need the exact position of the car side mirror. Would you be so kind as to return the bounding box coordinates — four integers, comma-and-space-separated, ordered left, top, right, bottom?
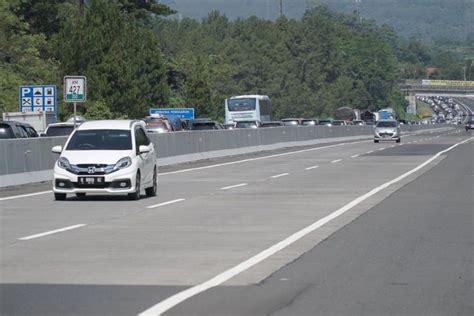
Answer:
52, 145, 62, 154
139, 145, 150, 154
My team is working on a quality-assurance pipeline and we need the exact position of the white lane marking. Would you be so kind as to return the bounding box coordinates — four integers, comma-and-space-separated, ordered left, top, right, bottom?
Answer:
220, 183, 248, 190
378, 148, 385, 151
159, 141, 370, 176
270, 173, 289, 179
147, 199, 186, 209
0, 190, 52, 202
305, 166, 319, 170
331, 159, 342, 163
350, 154, 360, 158
390, 145, 396, 148
138, 136, 474, 316
19, 224, 86, 241
366, 151, 373, 154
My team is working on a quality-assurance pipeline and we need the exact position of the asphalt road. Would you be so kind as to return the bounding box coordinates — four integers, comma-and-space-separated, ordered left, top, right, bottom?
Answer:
0, 127, 472, 316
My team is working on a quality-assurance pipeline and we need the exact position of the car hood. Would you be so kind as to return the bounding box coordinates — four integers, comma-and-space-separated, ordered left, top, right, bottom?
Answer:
61, 150, 134, 165
375, 127, 397, 132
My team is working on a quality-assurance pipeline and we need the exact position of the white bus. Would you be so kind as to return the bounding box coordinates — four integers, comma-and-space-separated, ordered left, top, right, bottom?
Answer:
225, 95, 272, 125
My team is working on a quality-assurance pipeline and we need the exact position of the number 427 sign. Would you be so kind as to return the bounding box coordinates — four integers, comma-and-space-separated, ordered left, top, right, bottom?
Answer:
64, 76, 86, 102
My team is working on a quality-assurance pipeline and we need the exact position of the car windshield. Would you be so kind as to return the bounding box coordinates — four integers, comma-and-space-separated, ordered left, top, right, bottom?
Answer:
66, 129, 132, 150
302, 120, 316, 125
227, 98, 256, 111
236, 122, 257, 128
0, 124, 14, 139
46, 126, 75, 137
376, 121, 397, 128
282, 120, 299, 126
191, 123, 217, 130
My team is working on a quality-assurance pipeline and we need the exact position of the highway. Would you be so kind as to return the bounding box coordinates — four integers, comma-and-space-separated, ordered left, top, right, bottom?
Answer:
0, 128, 472, 315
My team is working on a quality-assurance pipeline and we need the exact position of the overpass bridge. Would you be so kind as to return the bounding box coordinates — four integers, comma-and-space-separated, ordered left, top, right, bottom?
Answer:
400, 80, 474, 114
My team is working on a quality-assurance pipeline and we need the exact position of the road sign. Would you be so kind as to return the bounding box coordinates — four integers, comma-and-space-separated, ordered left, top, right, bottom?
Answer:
19, 85, 56, 112
149, 108, 195, 119
64, 76, 86, 102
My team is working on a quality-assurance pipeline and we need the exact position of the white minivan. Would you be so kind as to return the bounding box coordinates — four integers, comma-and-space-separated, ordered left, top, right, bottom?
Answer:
52, 120, 157, 200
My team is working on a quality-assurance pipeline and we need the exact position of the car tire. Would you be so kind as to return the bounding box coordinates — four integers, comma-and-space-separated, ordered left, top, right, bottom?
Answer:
128, 172, 141, 200
374, 139, 379, 143
76, 193, 86, 198
54, 193, 67, 201
145, 168, 157, 197
396, 138, 401, 143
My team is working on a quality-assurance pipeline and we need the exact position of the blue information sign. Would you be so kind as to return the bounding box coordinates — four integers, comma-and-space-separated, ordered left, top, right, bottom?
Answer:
19, 85, 57, 113
149, 108, 195, 119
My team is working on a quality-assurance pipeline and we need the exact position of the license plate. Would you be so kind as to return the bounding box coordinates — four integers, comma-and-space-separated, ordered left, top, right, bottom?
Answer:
79, 177, 104, 185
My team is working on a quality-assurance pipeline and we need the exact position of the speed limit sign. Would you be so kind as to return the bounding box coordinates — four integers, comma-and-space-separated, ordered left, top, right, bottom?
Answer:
64, 76, 86, 102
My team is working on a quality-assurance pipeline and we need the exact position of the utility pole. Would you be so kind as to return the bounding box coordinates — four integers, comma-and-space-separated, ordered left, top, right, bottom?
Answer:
279, 0, 283, 18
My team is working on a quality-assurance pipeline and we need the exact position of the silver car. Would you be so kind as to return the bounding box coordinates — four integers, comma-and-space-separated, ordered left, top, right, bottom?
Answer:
374, 120, 401, 143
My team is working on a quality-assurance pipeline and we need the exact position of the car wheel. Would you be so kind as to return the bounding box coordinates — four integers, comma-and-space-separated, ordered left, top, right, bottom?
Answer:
54, 193, 67, 201
374, 139, 379, 143
396, 138, 401, 143
145, 168, 157, 197
128, 172, 141, 200
76, 193, 86, 198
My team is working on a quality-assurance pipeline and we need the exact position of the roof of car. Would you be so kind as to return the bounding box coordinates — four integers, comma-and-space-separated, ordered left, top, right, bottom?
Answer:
77, 120, 142, 130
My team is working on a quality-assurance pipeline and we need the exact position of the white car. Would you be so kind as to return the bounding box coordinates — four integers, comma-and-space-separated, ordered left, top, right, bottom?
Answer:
52, 120, 157, 200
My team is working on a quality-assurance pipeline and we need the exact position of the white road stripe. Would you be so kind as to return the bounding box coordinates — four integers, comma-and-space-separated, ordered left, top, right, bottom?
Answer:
147, 199, 186, 209
331, 159, 342, 163
366, 151, 373, 154
19, 224, 86, 241
305, 166, 319, 170
350, 154, 359, 158
220, 183, 247, 190
378, 148, 385, 151
138, 136, 474, 316
270, 173, 289, 179
0, 190, 52, 202
159, 141, 370, 176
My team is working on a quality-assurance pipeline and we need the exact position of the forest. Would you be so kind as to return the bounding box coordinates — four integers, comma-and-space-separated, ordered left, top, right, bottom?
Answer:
0, 0, 470, 121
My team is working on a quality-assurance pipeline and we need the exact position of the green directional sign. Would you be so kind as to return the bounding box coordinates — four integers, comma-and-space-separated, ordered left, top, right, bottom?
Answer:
64, 76, 86, 102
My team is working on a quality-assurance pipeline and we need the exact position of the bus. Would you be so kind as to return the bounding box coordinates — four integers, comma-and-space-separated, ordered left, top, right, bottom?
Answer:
225, 95, 272, 125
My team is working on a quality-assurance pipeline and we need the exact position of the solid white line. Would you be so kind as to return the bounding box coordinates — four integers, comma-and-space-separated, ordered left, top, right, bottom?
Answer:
220, 183, 247, 190
147, 199, 186, 209
159, 141, 370, 176
0, 190, 52, 202
19, 224, 86, 241
305, 166, 319, 170
270, 173, 289, 179
331, 159, 342, 163
138, 136, 474, 316
350, 154, 359, 158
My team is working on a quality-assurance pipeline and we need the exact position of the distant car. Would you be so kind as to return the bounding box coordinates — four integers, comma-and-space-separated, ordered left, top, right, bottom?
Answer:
318, 119, 333, 126
52, 120, 157, 201
189, 120, 224, 130
43, 122, 78, 137
261, 121, 284, 128
332, 120, 347, 126
281, 118, 301, 126
352, 120, 365, 126
465, 120, 474, 131
143, 116, 173, 133
235, 120, 262, 129
374, 119, 400, 143
224, 123, 236, 129
0, 121, 39, 139
301, 119, 318, 126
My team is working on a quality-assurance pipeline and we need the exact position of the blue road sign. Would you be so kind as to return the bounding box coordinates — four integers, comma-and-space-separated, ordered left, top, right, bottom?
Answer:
19, 85, 57, 113
149, 108, 195, 119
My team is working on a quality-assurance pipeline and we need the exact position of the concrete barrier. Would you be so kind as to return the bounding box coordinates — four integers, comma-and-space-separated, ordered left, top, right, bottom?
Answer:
0, 124, 453, 188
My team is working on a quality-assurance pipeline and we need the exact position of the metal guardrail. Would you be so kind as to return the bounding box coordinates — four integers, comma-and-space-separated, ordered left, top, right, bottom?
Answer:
0, 124, 451, 188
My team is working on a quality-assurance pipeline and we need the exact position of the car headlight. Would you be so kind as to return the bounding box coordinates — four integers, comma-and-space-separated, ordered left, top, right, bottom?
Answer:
57, 157, 71, 170
113, 157, 132, 171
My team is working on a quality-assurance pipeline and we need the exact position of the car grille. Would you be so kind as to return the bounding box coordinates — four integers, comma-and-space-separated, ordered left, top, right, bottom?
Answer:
74, 164, 109, 175
379, 132, 394, 137
73, 182, 110, 189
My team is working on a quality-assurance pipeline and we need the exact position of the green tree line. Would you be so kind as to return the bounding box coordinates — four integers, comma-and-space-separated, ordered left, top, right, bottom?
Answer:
0, 0, 468, 120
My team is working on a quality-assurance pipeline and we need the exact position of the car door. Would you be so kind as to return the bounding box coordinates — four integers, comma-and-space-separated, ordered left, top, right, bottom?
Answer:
134, 127, 153, 185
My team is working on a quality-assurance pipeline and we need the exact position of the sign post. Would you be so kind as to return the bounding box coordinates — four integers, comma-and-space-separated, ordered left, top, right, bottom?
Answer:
64, 76, 87, 129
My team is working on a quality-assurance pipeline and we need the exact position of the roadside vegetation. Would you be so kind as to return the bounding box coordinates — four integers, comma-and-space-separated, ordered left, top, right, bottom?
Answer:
0, 0, 469, 120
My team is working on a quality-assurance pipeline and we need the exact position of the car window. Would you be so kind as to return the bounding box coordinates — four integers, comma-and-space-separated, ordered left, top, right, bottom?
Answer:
0, 123, 15, 139
46, 126, 75, 136
135, 127, 149, 154
15, 124, 28, 138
